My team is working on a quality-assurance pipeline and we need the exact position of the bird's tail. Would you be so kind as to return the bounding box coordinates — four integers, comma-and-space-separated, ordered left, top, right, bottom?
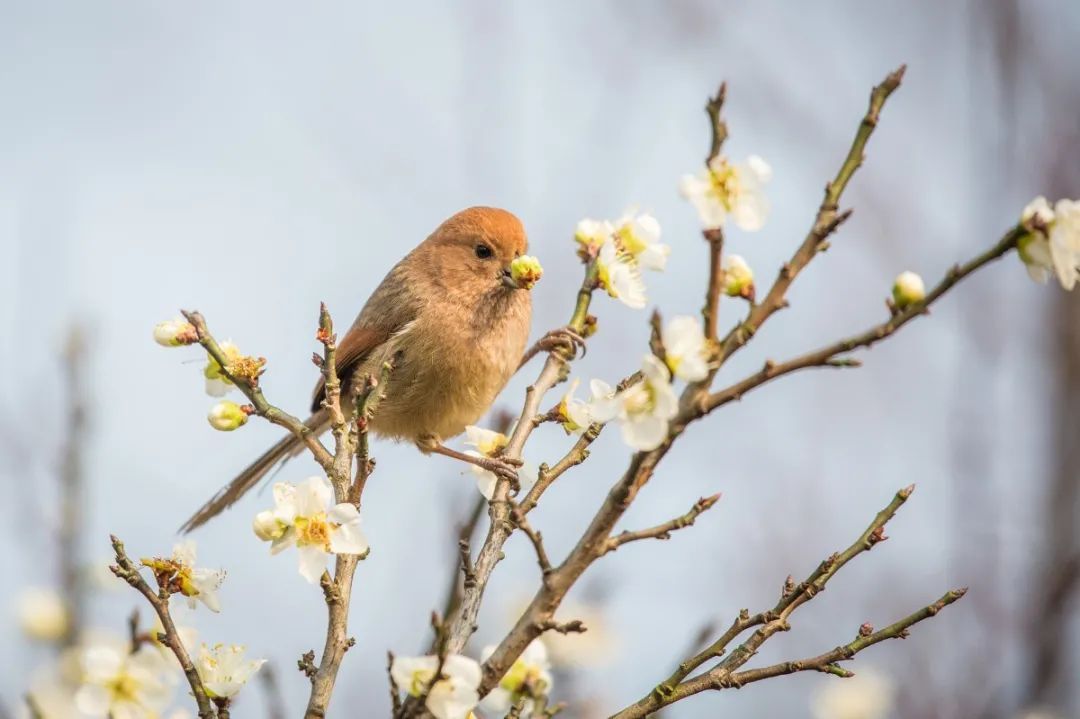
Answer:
179, 410, 328, 533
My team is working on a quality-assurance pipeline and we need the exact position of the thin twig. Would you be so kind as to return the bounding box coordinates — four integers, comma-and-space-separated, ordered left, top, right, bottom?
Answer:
182, 310, 334, 471
109, 536, 215, 719
511, 507, 554, 577
602, 494, 721, 556
701, 81, 729, 342
703, 225, 1026, 412
713, 66, 906, 372
608, 486, 927, 718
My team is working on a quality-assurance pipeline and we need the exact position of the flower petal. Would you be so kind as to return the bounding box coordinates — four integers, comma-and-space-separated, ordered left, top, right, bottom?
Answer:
296, 545, 328, 584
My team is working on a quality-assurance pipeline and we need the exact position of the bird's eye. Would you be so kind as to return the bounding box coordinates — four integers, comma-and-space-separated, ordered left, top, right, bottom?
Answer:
474, 244, 493, 260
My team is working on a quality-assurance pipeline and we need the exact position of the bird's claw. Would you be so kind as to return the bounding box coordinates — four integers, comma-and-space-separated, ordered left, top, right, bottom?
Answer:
538, 327, 587, 360
478, 456, 522, 494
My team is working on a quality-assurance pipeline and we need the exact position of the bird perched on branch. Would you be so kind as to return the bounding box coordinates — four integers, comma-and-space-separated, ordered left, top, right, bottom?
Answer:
181, 206, 579, 532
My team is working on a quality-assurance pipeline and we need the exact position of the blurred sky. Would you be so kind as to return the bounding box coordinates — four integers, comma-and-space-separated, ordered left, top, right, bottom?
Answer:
2, 2, 1079, 717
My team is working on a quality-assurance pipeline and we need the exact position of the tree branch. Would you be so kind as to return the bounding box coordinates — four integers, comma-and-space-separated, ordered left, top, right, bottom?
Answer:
701, 82, 729, 342
703, 225, 1026, 412
602, 494, 721, 556
437, 262, 599, 657
182, 310, 334, 471
109, 536, 215, 719
713, 65, 905, 370
608, 487, 965, 718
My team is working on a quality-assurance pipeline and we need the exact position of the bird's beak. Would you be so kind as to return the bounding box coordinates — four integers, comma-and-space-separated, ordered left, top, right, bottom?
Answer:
501, 267, 520, 290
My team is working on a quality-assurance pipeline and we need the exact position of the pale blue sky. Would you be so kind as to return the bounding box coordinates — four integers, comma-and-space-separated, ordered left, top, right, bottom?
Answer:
2, 3, 1077, 717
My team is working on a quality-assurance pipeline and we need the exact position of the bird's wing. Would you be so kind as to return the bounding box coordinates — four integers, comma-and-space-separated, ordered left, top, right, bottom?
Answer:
310, 261, 421, 412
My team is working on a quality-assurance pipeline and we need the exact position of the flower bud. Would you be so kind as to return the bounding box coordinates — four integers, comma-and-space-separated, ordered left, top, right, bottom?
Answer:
252, 510, 286, 541
208, 401, 249, 431
722, 254, 755, 300
509, 255, 544, 290
574, 219, 613, 254
153, 318, 197, 347
891, 271, 926, 310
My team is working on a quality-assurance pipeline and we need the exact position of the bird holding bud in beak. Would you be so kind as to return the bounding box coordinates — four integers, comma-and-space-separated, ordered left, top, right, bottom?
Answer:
182, 206, 580, 532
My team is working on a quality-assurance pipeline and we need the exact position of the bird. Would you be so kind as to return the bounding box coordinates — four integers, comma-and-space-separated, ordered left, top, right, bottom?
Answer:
180, 206, 579, 533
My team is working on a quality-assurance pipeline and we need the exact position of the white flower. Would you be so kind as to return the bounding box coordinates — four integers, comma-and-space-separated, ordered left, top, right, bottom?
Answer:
17, 587, 69, 642
811, 669, 895, 719
75, 645, 175, 719
891, 271, 926, 310
479, 640, 553, 714
614, 211, 670, 271
463, 425, 537, 500
464, 425, 509, 456
557, 378, 617, 434
254, 477, 369, 584
195, 643, 266, 699
609, 355, 679, 451
471, 460, 538, 501
574, 218, 615, 253
541, 601, 618, 668
661, 315, 709, 382
142, 540, 225, 613
390, 654, 481, 719
680, 155, 771, 231
597, 237, 647, 309
207, 400, 249, 431
153, 317, 197, 347
203, 341, 241, 397
1019, 197, 1080, 290
722, 254, 755, 299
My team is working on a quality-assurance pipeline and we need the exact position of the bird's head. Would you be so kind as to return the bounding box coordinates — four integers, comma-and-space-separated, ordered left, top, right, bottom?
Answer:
428, 206, 531, 293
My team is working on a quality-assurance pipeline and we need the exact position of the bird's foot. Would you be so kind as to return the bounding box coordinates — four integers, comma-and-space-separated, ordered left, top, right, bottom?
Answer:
471, 455, 523, 493
519, 327, 587, 369
424, 441, 524, 494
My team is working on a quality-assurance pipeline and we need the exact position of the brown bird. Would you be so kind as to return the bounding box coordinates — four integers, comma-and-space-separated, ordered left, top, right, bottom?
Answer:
181, 206, 577, 533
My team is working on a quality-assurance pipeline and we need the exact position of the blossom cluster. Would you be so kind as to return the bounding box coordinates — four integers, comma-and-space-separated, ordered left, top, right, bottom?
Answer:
391, 639, 553, 719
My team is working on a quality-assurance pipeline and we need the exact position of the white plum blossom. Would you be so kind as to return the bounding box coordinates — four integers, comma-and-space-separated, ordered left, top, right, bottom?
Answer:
152, 317, 196, 347
1020, 196, 1080, 290
74, 644, 175, 719
390, 654, 482, 719
203, 341, 242, 397
722, 253, 755, 299
603, 355, 679, 451
680, 154, 772, 231
597, 237, 647, 309
811, 669, 895, 719
891, 271, 926, 310
661, 315, 710, 382
557, 378, 617, 434
195, 644, 266, 699
141, 541, 225, 613
614, 210, 670, 271
463, 425, 537, 500
253, 477, 369, 584
464, 425, 509, 457
480, 640, 553, 714
17, 587, 70, 642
